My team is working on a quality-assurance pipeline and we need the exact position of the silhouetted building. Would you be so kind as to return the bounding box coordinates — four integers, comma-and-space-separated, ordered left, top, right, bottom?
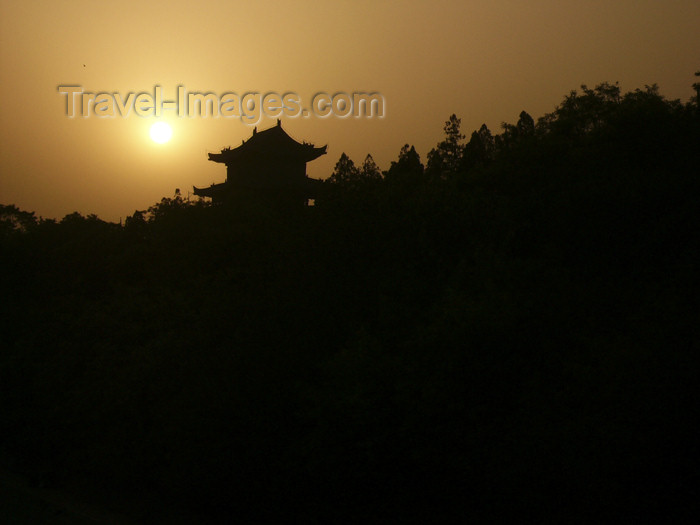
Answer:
194, 120, 326, 205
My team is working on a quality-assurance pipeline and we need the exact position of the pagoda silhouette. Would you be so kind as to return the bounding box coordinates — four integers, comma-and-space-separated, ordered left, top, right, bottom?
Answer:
194, 120, 327, 205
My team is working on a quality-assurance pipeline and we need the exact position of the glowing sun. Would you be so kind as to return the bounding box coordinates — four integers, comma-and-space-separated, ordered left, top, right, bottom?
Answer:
150, 122, 172, 143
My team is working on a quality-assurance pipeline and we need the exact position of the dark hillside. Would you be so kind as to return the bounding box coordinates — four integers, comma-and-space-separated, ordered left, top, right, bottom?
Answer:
1, 81, 699, 522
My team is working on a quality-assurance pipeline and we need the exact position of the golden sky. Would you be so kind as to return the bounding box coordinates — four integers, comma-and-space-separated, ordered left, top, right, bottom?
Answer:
1, 0, 699, 221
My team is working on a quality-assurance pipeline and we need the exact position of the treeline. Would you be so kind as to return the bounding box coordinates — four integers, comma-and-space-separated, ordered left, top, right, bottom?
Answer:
1, 80, 699, 522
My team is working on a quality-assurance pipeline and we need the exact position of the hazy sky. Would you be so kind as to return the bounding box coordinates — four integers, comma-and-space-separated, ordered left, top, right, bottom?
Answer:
1, 0, 698, 221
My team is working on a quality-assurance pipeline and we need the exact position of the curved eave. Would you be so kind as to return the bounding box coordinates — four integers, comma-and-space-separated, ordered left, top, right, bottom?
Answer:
208, 144, 328, 164
306, 145, 328, 162
208, 152, 227, 164
193, 183, 226, 198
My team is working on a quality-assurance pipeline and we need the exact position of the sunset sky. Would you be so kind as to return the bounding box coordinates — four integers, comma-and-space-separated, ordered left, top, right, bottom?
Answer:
1, 0, 698, 221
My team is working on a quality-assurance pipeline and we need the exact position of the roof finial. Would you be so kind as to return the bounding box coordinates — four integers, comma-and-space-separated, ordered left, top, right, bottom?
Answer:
277, 118, 281, 127
253, 126, 257, 134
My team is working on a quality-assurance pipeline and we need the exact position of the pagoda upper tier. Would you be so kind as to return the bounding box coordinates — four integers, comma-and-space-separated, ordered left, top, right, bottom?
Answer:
194, 120, 326, 204
208, 119, 327, 165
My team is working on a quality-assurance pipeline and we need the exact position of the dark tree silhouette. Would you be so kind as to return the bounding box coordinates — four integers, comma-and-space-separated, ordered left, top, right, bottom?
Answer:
385, 144, 424, 183
0, 204, 38, 236
462, 123, 495, 171
426, 113, 464, 177
328, 152, 360, 184
359, 153, 382, 180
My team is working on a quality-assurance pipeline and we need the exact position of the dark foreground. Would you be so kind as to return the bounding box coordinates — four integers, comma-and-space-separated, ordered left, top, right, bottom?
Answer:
1, 83, 699, 522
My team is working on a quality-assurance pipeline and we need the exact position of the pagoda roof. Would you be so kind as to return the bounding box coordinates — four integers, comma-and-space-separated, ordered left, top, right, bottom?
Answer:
209, 120, 327, 164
